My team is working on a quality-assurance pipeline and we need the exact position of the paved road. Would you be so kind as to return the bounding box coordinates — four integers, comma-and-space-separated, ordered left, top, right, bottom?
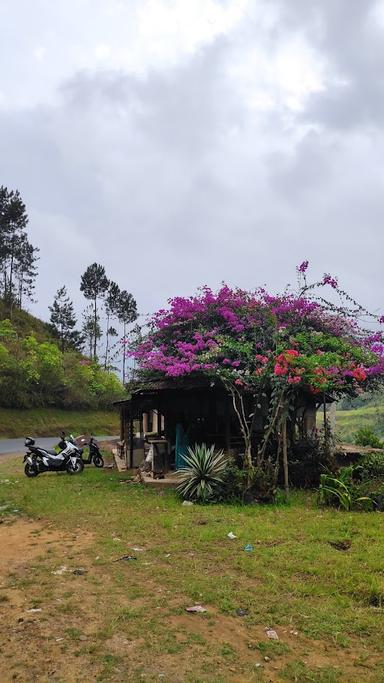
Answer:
0, 436, 117, 455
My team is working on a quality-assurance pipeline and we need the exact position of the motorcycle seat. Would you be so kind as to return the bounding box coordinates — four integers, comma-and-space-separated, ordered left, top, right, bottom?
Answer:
38, 448, 58, 456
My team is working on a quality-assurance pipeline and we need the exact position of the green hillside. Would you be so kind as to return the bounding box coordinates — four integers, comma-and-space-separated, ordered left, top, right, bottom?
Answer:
0, 407, 119, 438
0, 300, 56, 343
0, 305, 125, 411
335, 403, 384, 443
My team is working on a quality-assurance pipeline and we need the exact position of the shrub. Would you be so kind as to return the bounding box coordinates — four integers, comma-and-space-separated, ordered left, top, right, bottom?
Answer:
177, 443, 229, 502
359, 452, 384, 480
318, 469, 374, 511
288, 428, 337, 489
221, 459, 248, 501
354, 427, 383, 449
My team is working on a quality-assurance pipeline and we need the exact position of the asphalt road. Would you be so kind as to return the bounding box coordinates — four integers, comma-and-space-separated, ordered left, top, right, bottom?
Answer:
0, 436, 116, 455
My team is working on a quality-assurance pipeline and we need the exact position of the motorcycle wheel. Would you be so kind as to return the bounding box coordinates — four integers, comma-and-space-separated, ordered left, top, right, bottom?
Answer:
66, 459, 84, 475
24, 462, 38, 478
93, 455, 104, 468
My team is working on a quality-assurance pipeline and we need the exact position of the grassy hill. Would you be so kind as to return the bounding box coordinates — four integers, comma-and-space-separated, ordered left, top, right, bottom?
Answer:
0, 407, 119, 439
334, 389, 384, 443
0, 300, 57, 343
335, 404, 384, 443
0, 302, 125, 435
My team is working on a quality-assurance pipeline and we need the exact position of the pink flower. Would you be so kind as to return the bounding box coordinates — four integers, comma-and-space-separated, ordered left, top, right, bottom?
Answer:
297, 260, 309, 273
234, 378, 243, 386
274, 363, 287, 376
352, 367, 367, 382
285, 349, 299, 357
287, 376, 301, 384
322, 273, 338, 289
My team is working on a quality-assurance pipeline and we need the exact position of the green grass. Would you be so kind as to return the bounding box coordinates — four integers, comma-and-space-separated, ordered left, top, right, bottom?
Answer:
335, 405, 384, 443
1, 460, 384, 681
0, 407, 119, 438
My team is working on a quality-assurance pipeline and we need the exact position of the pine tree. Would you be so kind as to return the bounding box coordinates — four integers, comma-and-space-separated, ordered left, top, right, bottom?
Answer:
15, 234, 39, 308
80, 263, 109, 360
49, 286, 78, 351
117, 290, 138, 383
0, 186, 39, 313
82, 305, 102, 359
104, 281, 121, 369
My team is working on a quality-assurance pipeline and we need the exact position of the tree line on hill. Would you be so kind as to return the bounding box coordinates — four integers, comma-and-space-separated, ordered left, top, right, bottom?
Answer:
0, 185, 138, 407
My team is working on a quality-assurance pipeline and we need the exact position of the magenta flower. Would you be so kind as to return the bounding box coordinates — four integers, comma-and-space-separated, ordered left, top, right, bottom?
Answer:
322, 273, 338, 289
297, 260, 309, 273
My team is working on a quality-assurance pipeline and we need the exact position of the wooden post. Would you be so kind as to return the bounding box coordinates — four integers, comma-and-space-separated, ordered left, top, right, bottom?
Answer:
152, 409, 158, 434
142, 412, 148, 434
128, 414, 134, 468
282, 417, 289, 498
323, 394, 327, 434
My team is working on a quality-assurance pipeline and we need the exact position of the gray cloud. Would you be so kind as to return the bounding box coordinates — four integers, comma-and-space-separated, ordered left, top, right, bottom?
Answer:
0, 0, 383, 334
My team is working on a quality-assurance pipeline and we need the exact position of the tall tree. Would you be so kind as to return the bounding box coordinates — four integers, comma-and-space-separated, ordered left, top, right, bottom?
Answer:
0, 186, 38, 313
80, 263, 109, 360
117, 290, 138, 383
82, 305, 102, 359
15, 234, 39, 309
104, 281, 121, 369
49, 286, 77, 352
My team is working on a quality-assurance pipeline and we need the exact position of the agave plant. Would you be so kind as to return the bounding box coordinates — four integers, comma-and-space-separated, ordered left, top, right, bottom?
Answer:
177, 443, 229, 502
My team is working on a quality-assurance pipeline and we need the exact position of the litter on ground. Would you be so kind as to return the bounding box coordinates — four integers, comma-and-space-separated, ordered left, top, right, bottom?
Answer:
186, 604, 207, 613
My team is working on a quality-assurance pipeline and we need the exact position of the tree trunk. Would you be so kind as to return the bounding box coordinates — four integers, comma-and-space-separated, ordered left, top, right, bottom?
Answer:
122, 321, 127, 384
282, 417, 289, 498
8, 235, 15, 312
104, 311, 110, 370
93, 296, 97, 360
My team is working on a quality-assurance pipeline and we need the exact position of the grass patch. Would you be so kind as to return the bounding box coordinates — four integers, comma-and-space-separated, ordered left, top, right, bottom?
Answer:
0, 407, 119, 438
281, 660, 341, 682
1, 458, 384, 681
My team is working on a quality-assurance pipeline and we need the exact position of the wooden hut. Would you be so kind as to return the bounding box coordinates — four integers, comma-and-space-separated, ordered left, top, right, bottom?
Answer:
115, 377, 322, 474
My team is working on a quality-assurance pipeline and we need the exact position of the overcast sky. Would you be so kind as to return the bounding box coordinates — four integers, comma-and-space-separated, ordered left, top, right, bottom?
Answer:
0, 0, 383, 326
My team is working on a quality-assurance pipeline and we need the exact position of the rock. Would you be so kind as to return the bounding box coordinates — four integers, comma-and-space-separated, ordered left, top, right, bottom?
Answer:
182, 500, 194, 506
265, 628, 279, 640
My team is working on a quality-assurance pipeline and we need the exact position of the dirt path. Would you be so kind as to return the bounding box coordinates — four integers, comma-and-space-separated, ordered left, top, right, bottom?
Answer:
0, 517, 382, 682
0, 517, 96, 683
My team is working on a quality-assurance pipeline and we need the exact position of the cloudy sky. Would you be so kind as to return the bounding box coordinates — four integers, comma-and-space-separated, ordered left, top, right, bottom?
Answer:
0, 0, 383, 327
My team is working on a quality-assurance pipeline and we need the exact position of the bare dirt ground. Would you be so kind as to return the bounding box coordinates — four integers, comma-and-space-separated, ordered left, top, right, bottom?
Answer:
0, 517, 96, 683
0, 516, 382, 683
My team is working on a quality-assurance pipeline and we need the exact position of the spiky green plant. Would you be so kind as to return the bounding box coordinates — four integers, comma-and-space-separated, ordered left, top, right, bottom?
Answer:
318, 472, 373, 511
177, 443, 229, 502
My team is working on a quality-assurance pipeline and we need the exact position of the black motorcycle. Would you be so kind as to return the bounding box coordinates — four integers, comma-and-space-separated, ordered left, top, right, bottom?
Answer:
70, 435, 104, 468
84, 437, 104, 468
23, 436, 84, 477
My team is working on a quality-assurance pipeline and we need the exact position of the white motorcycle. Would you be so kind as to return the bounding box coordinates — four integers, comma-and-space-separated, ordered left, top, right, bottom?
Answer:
23, 435, 84, 477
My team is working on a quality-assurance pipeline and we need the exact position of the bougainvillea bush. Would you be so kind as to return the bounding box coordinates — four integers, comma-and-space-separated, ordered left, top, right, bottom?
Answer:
129, 264, 384, 498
